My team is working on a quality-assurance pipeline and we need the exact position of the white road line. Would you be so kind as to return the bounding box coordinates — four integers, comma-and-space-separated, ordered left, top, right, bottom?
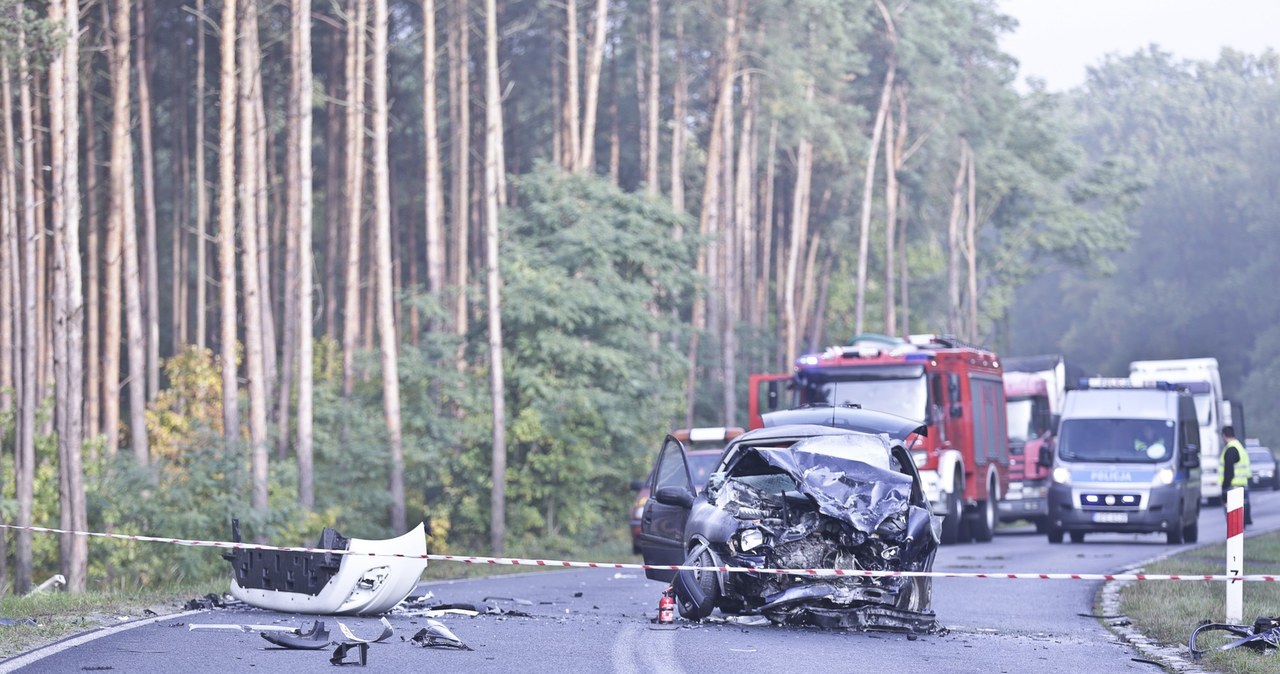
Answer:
0, 609, 203, 673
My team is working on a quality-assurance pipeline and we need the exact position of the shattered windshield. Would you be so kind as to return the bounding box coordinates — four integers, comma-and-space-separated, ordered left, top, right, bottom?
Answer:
1057, 418, 1176, 463
815, 369, 927, 423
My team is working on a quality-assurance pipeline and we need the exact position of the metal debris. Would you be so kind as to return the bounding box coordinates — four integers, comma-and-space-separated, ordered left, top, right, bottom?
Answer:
329, 642, 369, 666
483, 596, 533, 606
1190, 617, 1280, 660
29, 574, 66, 595
336, 617, 394, 644
409, 619, 473, 651
184, 593, 227, 610
261, 621, 332, 650
189, 623, 300, 634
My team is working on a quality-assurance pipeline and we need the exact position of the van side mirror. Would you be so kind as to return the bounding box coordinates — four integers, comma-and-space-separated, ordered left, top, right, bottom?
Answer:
1182, 445, 1200, 469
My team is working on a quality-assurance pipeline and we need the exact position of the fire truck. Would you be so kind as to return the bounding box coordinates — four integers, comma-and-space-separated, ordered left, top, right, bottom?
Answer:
748, 334, 1009, 544
998, 355, 1080, 532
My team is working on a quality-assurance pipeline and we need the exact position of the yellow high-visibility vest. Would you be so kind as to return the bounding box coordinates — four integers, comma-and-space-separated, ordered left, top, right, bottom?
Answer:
1219, 439, 1252, 487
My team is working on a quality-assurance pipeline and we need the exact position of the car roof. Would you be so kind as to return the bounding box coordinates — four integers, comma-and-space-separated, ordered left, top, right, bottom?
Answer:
760, 405, 926, 440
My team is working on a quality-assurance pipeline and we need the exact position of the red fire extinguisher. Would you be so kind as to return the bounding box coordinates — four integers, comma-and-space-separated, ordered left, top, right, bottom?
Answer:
657, 587, 675, 625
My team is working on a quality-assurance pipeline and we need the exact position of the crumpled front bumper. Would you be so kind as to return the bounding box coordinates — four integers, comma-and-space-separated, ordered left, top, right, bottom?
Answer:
224, 521, 428, 615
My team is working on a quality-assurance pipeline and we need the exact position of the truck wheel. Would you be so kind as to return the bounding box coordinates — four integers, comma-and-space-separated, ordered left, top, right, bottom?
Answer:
940, 476, 964, 545
1047, 527, 1064, 544
1069, 530, 1085, 543
1166, 519, 1184, 545
970, 480, 997, 543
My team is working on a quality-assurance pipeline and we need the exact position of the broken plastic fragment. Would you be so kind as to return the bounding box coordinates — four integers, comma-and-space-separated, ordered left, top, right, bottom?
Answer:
483, 596, 534, 606
330, 641, 369, 666
189, 623, 301, 634
261, 621, 332, 650
336, 617, 394, 644
409, 619, 473, 651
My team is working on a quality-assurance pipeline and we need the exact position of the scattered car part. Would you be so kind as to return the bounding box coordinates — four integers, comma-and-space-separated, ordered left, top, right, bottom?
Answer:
336, 617, 393, 644
222, 519, 428, 615
1190, 617, 1280, 659
184, 593, 227, 610
261, 621, 331, 650
409, 619, 473, 651
0, 618, 37, 627
28, 574, 65, 595
189, 623, 302, 633
329, 642, 369, 666
482, 596, 533, 606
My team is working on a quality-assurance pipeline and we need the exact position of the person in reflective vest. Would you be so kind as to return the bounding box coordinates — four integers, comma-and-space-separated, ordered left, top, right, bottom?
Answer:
1220, 425, 1252, 525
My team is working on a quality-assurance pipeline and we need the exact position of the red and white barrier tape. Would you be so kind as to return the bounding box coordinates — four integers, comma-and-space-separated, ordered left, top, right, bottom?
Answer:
1, 522, 1272, 582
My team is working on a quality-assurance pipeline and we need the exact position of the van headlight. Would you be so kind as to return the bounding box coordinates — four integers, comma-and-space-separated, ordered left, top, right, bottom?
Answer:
1052, 467, 1071, 485
1153, 468, 1175, 486
737, 528, 765, 552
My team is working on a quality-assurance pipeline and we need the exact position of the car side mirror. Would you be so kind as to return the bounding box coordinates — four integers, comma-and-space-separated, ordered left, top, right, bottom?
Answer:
1182, 446, 1200, 469
654, 486, 696, 509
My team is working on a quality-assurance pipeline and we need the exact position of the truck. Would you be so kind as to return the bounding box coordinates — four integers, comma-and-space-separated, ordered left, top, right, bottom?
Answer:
748, 333, 1009, 544
998, 355, 1081, 532
1129, 358, 1224, 503
1042, 378, 1201, 544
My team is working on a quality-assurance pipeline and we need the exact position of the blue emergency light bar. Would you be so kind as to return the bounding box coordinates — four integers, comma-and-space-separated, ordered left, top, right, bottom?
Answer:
1076, 377, 1182, 391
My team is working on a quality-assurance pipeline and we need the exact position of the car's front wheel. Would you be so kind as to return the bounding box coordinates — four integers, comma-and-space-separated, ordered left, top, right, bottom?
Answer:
675, 547, 719, 620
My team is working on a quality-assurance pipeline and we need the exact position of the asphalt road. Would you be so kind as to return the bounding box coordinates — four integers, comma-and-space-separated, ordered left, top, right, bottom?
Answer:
11, 488, 1277, 673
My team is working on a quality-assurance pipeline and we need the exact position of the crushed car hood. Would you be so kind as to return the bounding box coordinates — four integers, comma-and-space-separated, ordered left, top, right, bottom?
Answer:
742, 436, 913, 533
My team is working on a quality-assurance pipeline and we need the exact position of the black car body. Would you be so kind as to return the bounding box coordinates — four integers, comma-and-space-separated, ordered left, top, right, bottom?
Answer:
1246, 439, 1279, 491
637, 406, 940, 633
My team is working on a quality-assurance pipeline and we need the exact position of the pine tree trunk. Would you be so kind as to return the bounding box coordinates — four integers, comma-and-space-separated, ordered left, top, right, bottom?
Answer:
854, 56, 893, 336
295, 0, 315, 509
279, 0, 303, 461
483, 0, 507, 555
755, 118, 777, 331
241, 0, 271, 515
669, 12, 685, 212
645, 0, 660, 194
50, 0, 88, 592
249, 21, 277, 402
946, 142, 968, 335
784, 81, 814, 367
607, 51, 619, 185
423, 0, 446, 310
0, 52, 13, 593
136, 0, 160, 401
342, 0, 368, 397
83, 74, 100, 445
883, 85, 906, 336
576, 0, 609, 173
195, 0, 208, 349
324, 35, 343, 340
218, 0, 239, 448
562, 0, 579, 171
966, 144, 978, 341
371, 0, 406, 532
16, 22, 37, 593
450, 0, 470, 345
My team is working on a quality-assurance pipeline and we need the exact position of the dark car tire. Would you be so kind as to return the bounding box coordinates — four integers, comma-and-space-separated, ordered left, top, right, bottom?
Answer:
677, 548, 719, 620
1047, 527, 1064, 544
1069, 530, 1085, 544
1034, 519, 1049, 535
1183, 518, 1199, 543
896, 576, 932, 613
940, 477, 964, 545
1167, 519, 1184, 545
1273, 473, 1279, 491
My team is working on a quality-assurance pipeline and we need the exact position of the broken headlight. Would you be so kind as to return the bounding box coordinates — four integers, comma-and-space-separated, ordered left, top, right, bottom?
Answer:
737, 528, 765, 552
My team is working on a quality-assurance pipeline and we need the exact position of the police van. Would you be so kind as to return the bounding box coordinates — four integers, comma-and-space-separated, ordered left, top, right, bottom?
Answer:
1040, 378, 1202, 544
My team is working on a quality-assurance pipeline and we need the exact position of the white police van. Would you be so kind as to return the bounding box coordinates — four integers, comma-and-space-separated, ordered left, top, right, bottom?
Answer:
1041, 378, 1202, 544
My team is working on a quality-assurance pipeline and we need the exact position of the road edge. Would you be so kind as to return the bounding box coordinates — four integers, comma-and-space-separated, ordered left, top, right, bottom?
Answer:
0, 609, 204, 674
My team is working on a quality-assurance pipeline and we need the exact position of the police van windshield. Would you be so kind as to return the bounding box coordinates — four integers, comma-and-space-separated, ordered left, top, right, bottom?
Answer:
1057, 418, 1176, 464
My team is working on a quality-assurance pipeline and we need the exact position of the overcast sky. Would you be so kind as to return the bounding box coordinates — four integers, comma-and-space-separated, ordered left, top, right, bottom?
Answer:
998, 0, 1280, 91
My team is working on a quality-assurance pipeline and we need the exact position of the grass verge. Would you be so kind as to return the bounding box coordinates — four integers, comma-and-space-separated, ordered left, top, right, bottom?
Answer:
1119, 531, 1280, 674
0, 538, 641, 660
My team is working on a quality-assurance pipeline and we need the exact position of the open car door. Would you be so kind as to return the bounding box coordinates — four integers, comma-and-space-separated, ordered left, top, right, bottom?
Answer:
638, 436, 695, 582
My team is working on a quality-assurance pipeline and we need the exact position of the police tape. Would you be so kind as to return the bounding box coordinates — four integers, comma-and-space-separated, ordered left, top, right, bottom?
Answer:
1, 523, 1273, 582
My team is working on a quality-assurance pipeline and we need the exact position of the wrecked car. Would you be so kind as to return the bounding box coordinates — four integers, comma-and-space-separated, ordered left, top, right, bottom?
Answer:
222, 520, 428, 615
637, 405, 941, 632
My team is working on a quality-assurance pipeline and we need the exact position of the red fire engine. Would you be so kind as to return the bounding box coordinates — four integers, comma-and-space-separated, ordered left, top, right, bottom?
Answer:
748, 334, 1009, 544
